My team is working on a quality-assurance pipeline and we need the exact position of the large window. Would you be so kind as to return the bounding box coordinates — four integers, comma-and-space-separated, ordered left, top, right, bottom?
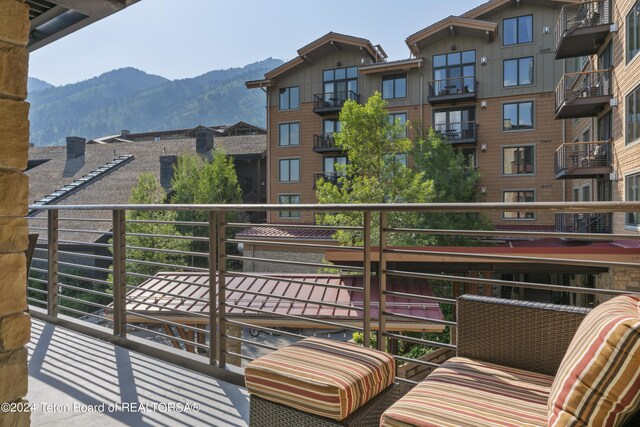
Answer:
279, 123, 299, 146
388, 112, 408, 138
279, 158, 300, 182
278, 194, 300, 219
626, 173, 640, 226
432, 50, 476, 96
279, 86, 299, 110
503, 101, 533, 131
323, 156, 347, 173
433, 107, 475, 140
598, 111, 612, 141
503, 190, 535, 219
627, 85, 640, 145
382, 74, 407, 99
627, 1, 640, 63
324, 119, 341, 134
503, 57, 533, 86
503, 15, 533, 45
323, 66, 358, 102
503, 145, 535, 175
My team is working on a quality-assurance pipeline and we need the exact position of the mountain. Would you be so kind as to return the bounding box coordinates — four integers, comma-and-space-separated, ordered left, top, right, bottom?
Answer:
27, 58, 283, 146
27, 77, 54, 93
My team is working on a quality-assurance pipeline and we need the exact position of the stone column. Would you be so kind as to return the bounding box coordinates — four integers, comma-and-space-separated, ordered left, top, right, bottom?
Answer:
0, 1, 31, 426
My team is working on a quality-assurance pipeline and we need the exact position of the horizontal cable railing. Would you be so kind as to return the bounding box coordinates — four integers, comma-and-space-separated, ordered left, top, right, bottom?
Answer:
313, 90, 359, 111
432, 121, 477, 142
554, 140, 612, 173
26, 202, 640, 386
555, 0, 612, 51
428, 76, 476, 98
555, 69, 612, 111
313, 133, 339, 151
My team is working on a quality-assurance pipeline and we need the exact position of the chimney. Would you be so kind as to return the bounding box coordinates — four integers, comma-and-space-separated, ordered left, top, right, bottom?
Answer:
120, 130, 131, 139
160, 155, 178, 191
66, 136, 86, 160
195, 128, 214, 159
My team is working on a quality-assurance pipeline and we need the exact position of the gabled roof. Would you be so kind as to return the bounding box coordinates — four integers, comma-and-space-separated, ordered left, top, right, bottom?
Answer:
462, 0, 579, 20
406, 16, 498, 55
247, 32, 385, 88
359, 57, 424, 75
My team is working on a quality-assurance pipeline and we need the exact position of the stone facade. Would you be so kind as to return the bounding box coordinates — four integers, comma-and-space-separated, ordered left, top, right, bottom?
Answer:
0, 0, 31, 424
598, 267, 640, 299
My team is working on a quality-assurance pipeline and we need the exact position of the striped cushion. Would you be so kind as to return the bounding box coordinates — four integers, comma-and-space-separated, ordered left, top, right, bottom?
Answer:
548, 295, 640, 427
244, 337, 394, 421
381, 357, 553, 427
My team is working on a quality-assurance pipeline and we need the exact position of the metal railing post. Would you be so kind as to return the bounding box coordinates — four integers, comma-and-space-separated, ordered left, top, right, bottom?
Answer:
112, 209, 127, 337
377, 211, 387, 352
208, 210, 218, 366
217, 212, 226, 367
363, 211, 371, 348
47, 209, 59, 317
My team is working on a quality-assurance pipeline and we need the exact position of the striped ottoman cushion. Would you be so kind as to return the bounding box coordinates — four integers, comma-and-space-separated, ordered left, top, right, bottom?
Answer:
245, 337, 395, 421
381, 357, 554, 427
548, 295, 640, 427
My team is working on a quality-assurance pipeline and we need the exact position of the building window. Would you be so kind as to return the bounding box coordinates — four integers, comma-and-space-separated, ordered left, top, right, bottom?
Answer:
279, 123, 300, 146
324, 119, 341, 134
503, 101, 533, 131
503, 190, 535, 219
279, 158, 300, 182
279, 86, 299, 110
626, 173, 640, 226
503, 57, 533, 86
598, 111, 612, 141
278, 194, 300, 219
382, 74, 407, 99
627, 84, 640, 145
503, 15, 533, 45
432, 50, 476, 96
388, 112, 408, 137
323, 156, 347, 173
460, 148, 477, 167
433, 107, 475, 140
323, 66, 358, 101
503, 146, 535, 175
627, 2, 640, 63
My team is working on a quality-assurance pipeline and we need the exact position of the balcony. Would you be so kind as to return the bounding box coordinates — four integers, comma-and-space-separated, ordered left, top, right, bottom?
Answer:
427, 77, 477, 104
23, 202, 640, 425
555, 70, 612, 119
313, 171, 345, 189
433, 121, 477, 144
555, 212, 613, 234
313, 133, 341, 153
554, 141, 612, 179
313, 90, 359, 115
555, 0, 613, 59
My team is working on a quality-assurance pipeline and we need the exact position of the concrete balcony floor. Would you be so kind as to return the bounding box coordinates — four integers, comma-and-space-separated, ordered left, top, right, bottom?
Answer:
27, 318, 249, 426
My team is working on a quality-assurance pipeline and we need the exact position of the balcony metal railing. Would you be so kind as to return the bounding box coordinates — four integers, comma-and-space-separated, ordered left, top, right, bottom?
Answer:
313, 171, 346, 189
554, 141, 612, 177
555, 69, 612, 118
432, 122, 477, 143
555, 212, 613, 234
26, 202, 640, 387
313, 133, 340, 152
428, 77, 477, 102
313, 90, 359, 113
555, 0, 612, 59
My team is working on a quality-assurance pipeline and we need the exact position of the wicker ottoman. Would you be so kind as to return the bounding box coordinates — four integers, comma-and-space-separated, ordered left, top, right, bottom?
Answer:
245, 337, 405, 427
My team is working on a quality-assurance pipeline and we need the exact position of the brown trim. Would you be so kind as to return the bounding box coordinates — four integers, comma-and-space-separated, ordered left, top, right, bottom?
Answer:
359, 58, 424, 75
462, 0, 579, 19
246, 78, 275, 89
405, 17, 497, 55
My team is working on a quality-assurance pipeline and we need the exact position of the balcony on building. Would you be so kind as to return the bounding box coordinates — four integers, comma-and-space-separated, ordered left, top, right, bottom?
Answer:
433, 121, 477, 144
554, 140, 612, 179
554, 0, 613, 59
313, 133, 342, 153
313, 90, 359, 115
313, 171, 345, 189
427, 77, 477, 104
555, 69, 612, 119
555, 212, 612, 234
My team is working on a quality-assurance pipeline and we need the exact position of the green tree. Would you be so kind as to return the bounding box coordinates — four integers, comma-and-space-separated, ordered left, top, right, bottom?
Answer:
315, 92, 434, 246
124, 173, 190, 285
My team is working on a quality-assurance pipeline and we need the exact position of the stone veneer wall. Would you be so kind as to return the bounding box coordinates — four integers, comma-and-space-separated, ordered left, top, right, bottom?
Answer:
598, 268, 640, 302
0, 1, 31, 425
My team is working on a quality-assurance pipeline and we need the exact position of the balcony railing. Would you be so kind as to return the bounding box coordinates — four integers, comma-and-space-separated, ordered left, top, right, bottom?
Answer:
555, 69, 612, 119
313, 133, 341, 153
554, 140, 612, 179
555, 0, 613, 59
428, 77, 477, 104
26, 202, 640, 388
433, 122, 478, 144
313, 171, 345, 189
555, 212, 612, 234
313, 90, 359, 115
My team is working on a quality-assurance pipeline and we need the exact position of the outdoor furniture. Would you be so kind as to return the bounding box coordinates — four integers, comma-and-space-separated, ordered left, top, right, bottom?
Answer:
381, 294, 640, 427
245, 337, 406, 426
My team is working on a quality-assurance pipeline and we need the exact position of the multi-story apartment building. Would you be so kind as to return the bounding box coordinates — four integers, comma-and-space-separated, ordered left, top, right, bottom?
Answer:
247, 0, 578, 230
553, 0, 640, 237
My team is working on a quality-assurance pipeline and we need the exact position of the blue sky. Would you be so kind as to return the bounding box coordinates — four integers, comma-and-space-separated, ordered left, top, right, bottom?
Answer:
29, 0, 486, 86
